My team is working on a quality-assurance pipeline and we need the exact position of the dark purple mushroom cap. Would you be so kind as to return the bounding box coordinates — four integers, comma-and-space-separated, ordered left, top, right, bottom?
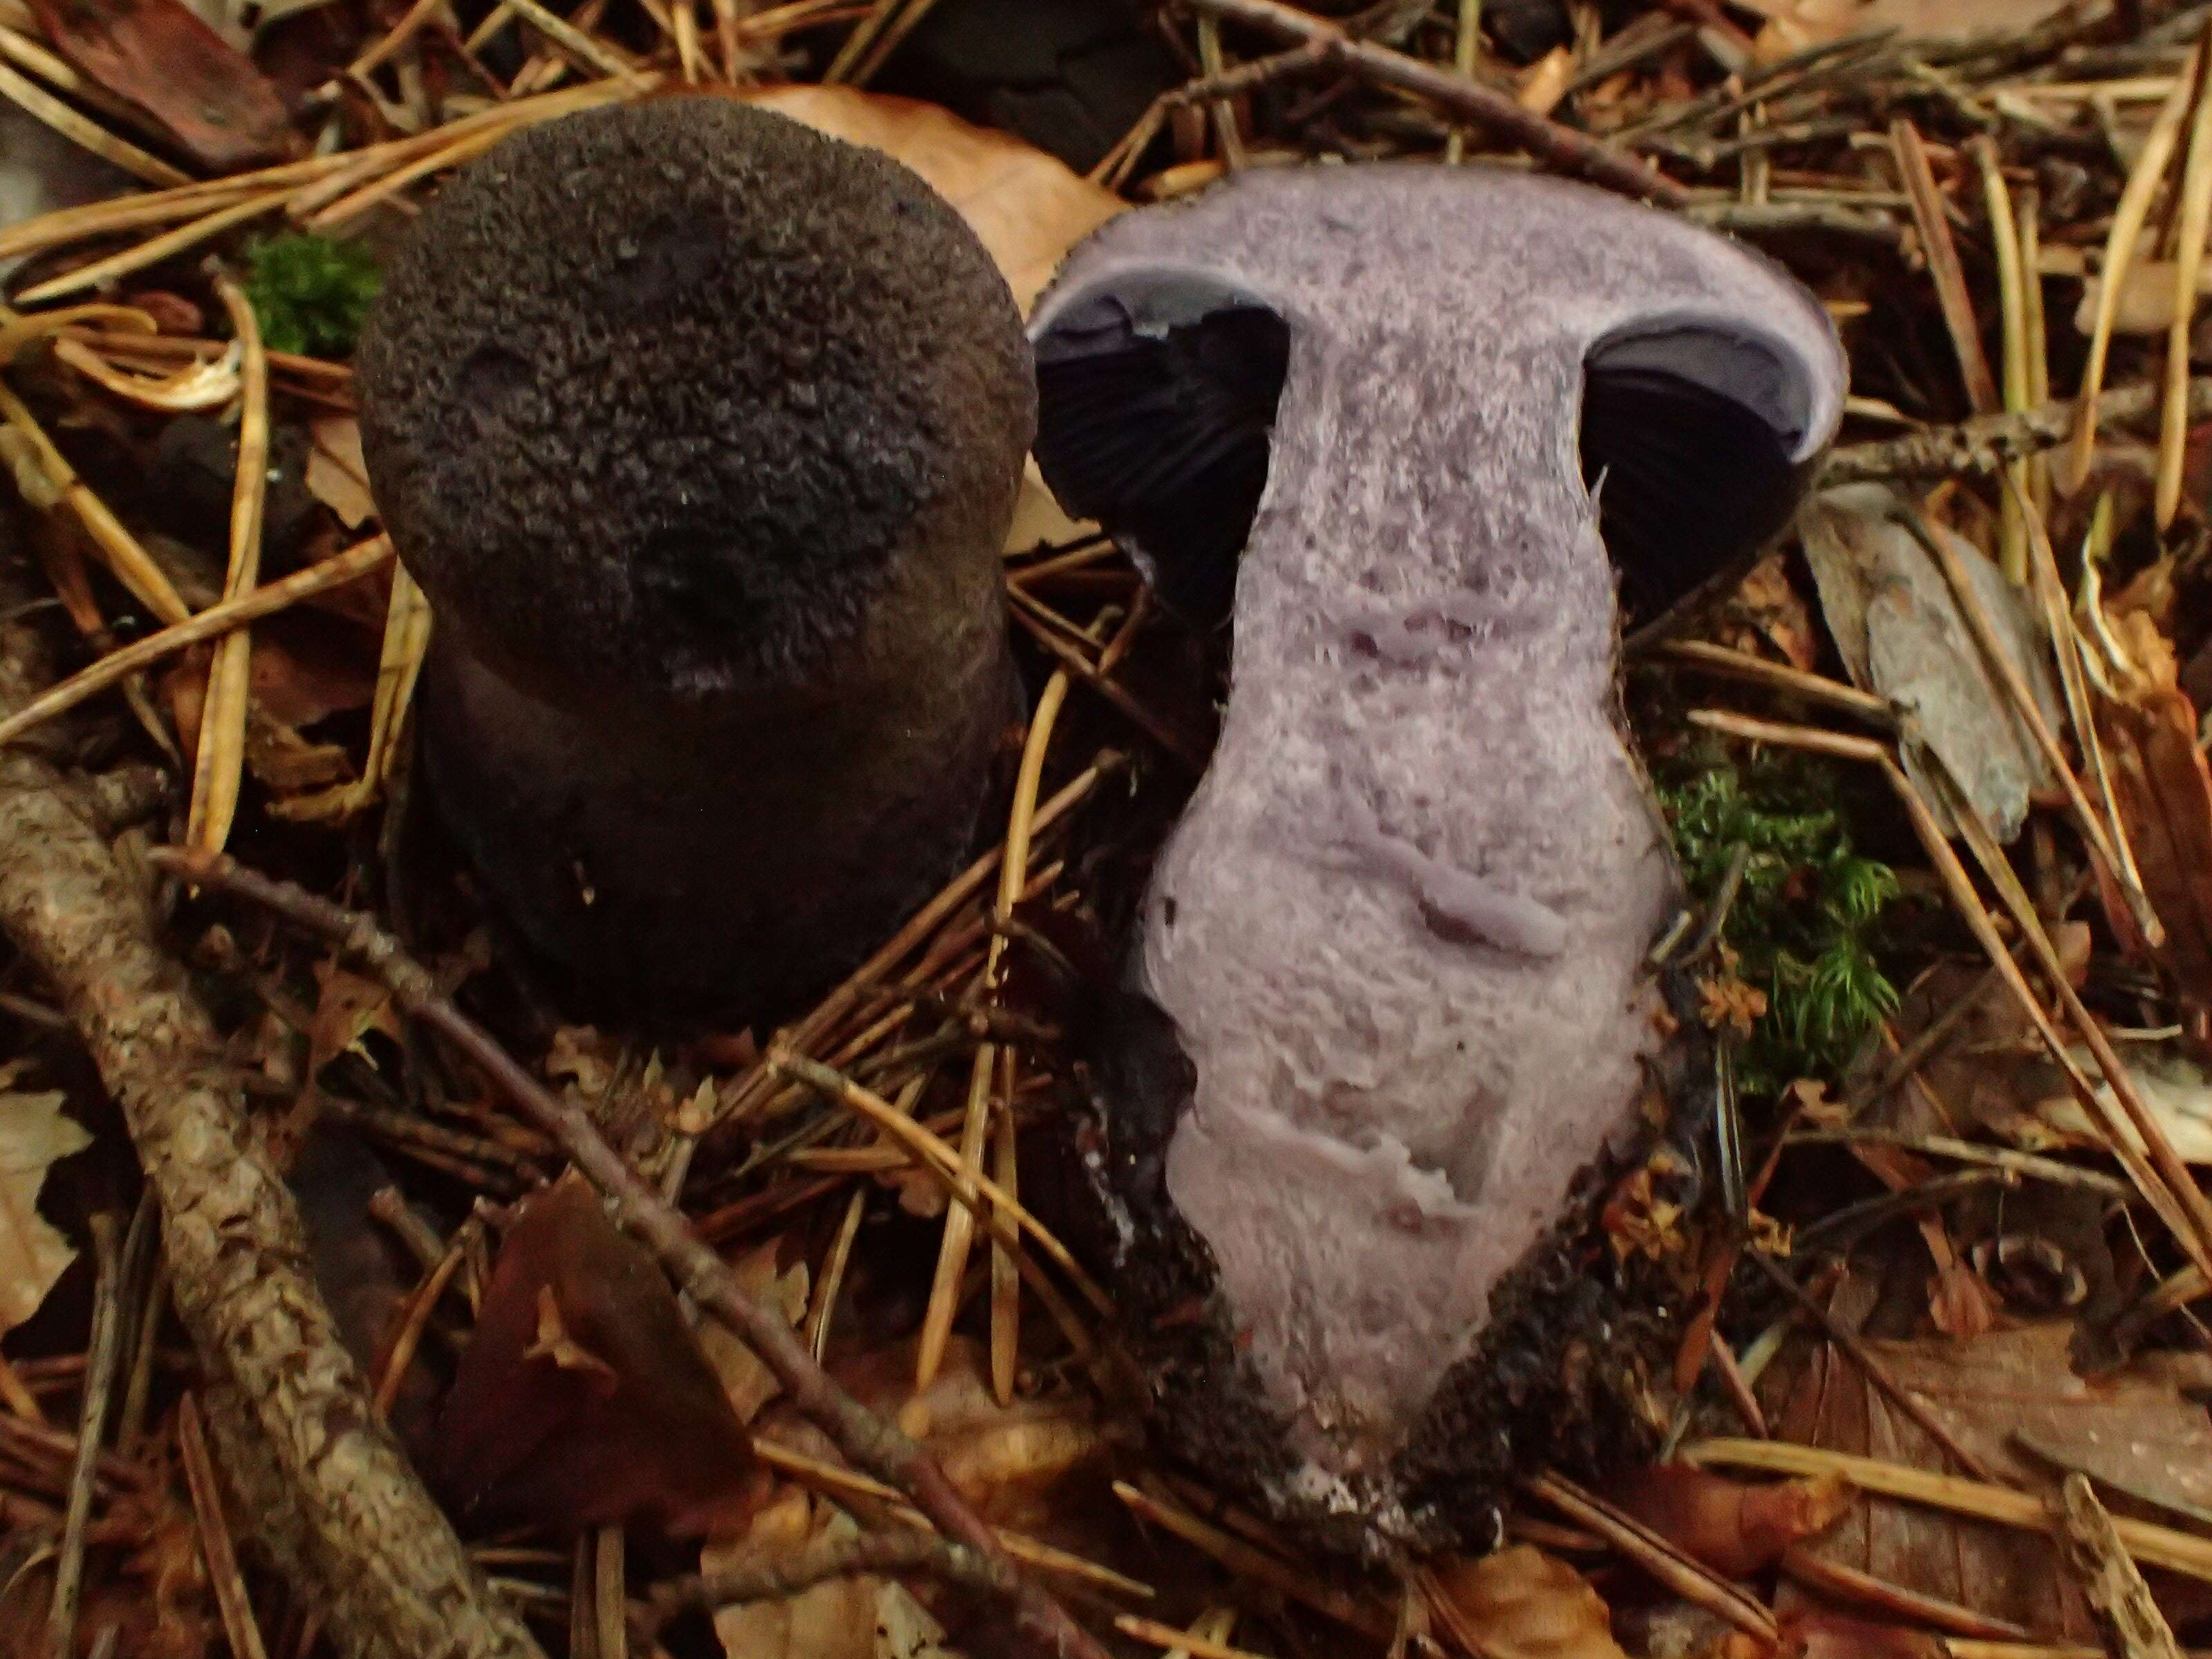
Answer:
1030, 167, 1844, 1546
357, 98, 1035, 1013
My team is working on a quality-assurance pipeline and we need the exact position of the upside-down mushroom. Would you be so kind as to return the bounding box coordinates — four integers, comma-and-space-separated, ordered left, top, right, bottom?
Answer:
356, 97, 1034, 1015
1030, 165, 1846, 1552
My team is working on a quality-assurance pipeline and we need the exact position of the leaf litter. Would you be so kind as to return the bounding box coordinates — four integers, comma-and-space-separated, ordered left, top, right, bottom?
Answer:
16, 1, 2212, 1658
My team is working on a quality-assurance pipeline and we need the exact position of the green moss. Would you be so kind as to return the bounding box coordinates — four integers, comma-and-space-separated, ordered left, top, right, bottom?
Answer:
242, 234, 382, 359
1659, 745, 1901, 1096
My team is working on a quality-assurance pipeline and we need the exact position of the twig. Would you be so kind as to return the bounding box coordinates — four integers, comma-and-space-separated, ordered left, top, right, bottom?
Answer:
1744, 1248, 1998, 1483
1687, 1441, 2212, 1582
178, 1394, 270, 1659
0, 536, 394, 752
1113, 1481, 1393, 1637
1824, 378, 2212, 482
153, 847, 1116, 1659
643, 1530, 1004, 1632
1115, 1618, 1275, 1659
183, 275, 270, 856
1780, 1548, 2034, 1638
1893, 119, 2001, 415
755, 1440, 1154, 1601
1179, 0, 1685, 204
1524, 1470, 1779, 1641
2049, 1474, 2185, 1659
45, 1214, 120, 1659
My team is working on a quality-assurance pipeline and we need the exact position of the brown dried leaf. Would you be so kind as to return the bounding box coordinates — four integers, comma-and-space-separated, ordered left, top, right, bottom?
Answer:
1427, 1546, 1629, 1659
1609, 1465, 1855, 1578
738, 84, 1123, 315
706, 1492, 962, 1659
306, 415, 375, 530
28, 0, 293, 169
0, 1089, 88, 1333
305, 957, 399, 1078
1768, 1324, 2212, 1635
700, 1237, 809, 1425
432, 1174, 762, 1539
2097, 686, 2212, 1024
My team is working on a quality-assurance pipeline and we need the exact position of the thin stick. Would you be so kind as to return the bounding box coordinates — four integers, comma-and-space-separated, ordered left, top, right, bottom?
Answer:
0, 536, 392, 750
1446, 0, 1483, 163
0, 58, 189, 188
2052, 1472, 2185, 1659
0, 382, 189, 624
1113, 1481, 1392, 1637
185, 277, 270, 855
1780, 1548, 2034, 1638
1828, 377, 2212, 484
503, 0, 639, 78
1689, 1440, 2212, 1582
918, 670, 1069, 1389
15, 192, 290, 306
806, 1188, 865, 1361
177, 1394, 270, 1659
2161, 37, 2212, 524
1743, 1250, 2000, 1483
645, 1529, 1006, 1631
713, 753, 1121, 1129
755, 1440, 1155, 1600
371, 1224, 472, 1418
2012, 482, 2146, 923
777, 1053, 1112, 1322
1893, 119, 2000, 415
1524, 1470, 1779, 1642
45, 1215, 121, 1659
1115, 1618, 1275, 1659
1660, 639, 1894, 722
1180, 0, 1683, 205
1972, 137, 2031, 580
2071, 42, 2202, 490
150, 849, 1116, 1659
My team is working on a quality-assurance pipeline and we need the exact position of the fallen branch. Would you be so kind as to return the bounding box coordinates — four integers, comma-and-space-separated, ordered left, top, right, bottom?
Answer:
0, 548, 538, 1658
1825, 377, 2212, 483
641, 1530, 1004, 1634
152, 845, 1118, 1659
1179, 0, 1685, 205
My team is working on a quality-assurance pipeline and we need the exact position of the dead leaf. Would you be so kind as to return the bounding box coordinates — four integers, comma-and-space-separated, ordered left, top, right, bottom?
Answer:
1801, 485, 2062, 843
706, 1492, 964, 1659
432, 1174, 762, 1539
701, 1237, 810, 1425
738, 84, 1122, 314
1745, 0, 2070, 62
1780, 1606, 1946, 1659
2097, 685, 2212, 1029
1767, 1324, 2212, 1635
305, 957, 399, 1078
1610, 1465, 1855, 1577
1427, 1546, 1629, 1659
29, 0, 294, 169
306, 415, 375, 530
0, 1089, 89, 1333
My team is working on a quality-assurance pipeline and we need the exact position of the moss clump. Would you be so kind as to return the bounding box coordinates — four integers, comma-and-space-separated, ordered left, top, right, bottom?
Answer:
1660, 747, 1900, 1095
243, 234, 382, 359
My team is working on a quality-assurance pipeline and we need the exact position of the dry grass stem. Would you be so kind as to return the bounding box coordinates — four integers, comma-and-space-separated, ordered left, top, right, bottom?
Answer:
1688, 1441, 2212, 1581
183, 276, 270, 856
176, 1394, 270, 1659
0, 535, 392, 751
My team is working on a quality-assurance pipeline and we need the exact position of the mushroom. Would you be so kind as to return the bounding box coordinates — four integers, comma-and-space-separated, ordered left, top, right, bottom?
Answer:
356, 97, 1035, 1015
1031, 166, 1845, 1551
